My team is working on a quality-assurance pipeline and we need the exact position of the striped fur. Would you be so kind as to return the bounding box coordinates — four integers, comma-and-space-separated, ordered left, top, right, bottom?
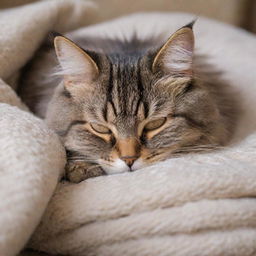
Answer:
18, 24, 239, 182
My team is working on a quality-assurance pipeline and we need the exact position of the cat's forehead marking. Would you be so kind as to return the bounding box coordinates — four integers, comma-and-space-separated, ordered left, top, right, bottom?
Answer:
108, 57, 144, 117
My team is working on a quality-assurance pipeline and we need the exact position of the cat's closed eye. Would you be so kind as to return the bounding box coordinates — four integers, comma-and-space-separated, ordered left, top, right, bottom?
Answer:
90, 123, 111, 134
144, 117, 166, 131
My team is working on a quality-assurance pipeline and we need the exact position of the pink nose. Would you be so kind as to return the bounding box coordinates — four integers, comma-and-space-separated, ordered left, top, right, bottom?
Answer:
120, 156, 137, 167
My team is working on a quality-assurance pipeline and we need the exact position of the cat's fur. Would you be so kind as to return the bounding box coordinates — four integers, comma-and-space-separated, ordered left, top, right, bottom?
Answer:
18, 23, 238, 182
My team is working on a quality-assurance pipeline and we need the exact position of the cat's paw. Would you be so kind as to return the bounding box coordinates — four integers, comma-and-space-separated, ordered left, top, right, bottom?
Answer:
65, 161, 105, 183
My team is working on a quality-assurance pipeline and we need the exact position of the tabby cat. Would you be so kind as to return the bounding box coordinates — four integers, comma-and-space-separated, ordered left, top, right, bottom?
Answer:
19, 22, 237, 182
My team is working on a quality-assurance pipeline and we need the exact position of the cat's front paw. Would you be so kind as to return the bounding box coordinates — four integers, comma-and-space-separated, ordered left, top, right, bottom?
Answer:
65, 161, 105, 183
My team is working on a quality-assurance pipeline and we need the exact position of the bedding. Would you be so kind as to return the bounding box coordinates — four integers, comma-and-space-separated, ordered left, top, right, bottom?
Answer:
0, 1, 256, 255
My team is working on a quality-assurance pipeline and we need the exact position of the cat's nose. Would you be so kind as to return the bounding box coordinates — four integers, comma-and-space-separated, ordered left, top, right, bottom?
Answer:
120, 156, 138, 168
117, 137, 139, 168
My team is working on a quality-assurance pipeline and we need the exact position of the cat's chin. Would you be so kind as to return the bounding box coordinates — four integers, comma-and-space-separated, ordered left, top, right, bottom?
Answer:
99, 158, 148, 175
99, 159, 131, 175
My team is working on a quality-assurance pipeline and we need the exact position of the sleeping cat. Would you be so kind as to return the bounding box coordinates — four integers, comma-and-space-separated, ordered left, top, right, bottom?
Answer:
18, 22, 237, 182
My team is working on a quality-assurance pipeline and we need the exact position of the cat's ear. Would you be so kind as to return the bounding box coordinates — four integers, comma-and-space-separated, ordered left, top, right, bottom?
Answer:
152, 22, 195, 76
54, 36, 99, 84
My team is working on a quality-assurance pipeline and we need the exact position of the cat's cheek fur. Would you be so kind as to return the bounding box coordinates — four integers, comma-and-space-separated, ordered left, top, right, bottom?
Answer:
98, 159, 130, 175
131, 158, 147, 171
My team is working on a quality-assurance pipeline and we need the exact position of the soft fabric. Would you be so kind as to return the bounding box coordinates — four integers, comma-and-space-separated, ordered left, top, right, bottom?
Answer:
0, 4, 256, 256
0, 91, 65, 256
0, 0, 96, 88
0, 1, 95, 256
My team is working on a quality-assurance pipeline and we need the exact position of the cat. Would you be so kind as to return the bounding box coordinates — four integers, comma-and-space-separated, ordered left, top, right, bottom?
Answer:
18, 21, 238, 182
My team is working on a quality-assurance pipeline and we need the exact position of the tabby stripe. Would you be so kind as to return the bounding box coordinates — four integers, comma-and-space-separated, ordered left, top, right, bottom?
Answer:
134, 99, 141, 116
109, 100, 117, 117
137, 58, 144, 95
116, 64, 122, 113
103, 63, 114, 121
107, 60, 113, 101
137, 58, 150, 117
66, 149, 85, 158
143, 101, 149, 118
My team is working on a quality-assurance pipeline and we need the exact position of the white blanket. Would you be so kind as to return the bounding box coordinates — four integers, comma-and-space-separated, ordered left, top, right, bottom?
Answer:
0, 1, 95, 255
0, 3, 256, 256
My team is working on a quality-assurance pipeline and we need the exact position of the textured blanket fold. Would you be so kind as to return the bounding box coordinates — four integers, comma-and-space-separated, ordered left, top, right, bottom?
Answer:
28, 138, 256, 255
0, 0, 96, 83
0, 3, 256, 256
0, 1, 95, 256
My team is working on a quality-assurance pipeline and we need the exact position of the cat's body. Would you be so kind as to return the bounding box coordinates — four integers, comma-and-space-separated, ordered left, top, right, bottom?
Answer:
18, 21, 238, 182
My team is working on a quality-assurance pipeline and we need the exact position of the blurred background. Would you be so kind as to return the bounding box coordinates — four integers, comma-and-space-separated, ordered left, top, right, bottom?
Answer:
1, 0, 256, 33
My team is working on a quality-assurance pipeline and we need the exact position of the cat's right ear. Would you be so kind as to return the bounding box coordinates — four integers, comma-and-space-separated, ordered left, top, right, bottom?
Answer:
54, 36, 99, 85
152, 22, 195, 77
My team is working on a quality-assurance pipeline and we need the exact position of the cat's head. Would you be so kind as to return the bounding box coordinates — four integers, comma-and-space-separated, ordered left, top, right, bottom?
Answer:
46, 23, 228, 174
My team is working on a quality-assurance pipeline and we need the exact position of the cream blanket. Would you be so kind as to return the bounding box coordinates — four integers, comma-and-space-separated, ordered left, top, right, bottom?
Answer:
0, 2, 256, 256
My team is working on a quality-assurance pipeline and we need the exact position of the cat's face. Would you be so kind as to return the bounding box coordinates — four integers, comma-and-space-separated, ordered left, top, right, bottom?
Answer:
46, 24, 226, 174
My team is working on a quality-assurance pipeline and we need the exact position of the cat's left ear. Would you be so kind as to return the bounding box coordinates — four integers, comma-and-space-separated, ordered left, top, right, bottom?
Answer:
152, 22, 195, 76
54, 36, 99, 84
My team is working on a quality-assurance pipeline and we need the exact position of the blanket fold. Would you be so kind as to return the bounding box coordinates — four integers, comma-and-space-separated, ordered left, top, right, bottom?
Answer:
0, 102, 66, 256
0, 0, 96, 82
28, 144, 256, 255
30, 153, 256, 240
0, 1, 95, 256
0, 3, 256, 256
